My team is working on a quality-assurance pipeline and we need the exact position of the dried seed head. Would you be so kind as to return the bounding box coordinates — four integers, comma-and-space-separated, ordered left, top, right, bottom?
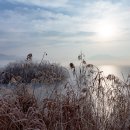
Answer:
27, 53, 32, 60
78, 55, 82, 60
86, 64, 93, 68
82, 60, 86, 64
69, 63, 75, 69
107, 74, 115, 80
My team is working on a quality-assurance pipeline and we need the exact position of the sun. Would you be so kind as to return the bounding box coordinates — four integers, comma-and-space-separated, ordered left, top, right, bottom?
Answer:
95, 19, 118, 40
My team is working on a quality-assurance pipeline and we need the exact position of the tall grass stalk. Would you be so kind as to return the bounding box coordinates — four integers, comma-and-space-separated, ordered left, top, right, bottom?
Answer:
0, 54, 130, 130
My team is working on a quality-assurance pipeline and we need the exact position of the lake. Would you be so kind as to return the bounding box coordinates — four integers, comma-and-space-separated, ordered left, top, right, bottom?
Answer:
99, 65, 130, 80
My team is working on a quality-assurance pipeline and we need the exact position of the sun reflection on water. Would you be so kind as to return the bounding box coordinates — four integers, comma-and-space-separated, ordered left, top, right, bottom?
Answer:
99, 65, 130, 80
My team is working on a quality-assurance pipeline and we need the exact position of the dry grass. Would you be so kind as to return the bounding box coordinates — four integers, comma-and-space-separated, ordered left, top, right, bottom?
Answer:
0, 53, 130, 130
0, 86, 47, 130
0, 84, 97, 130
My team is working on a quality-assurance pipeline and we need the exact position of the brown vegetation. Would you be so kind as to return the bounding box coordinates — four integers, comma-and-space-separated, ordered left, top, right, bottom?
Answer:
0, 53, 130, 130
0, 61, 68, 85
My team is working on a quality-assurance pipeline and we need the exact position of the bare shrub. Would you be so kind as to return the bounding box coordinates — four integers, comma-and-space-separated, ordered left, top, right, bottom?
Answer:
0, 61, 68, 85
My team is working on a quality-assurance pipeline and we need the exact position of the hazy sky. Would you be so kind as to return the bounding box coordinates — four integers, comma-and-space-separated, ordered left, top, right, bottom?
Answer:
0, 0, 130, 65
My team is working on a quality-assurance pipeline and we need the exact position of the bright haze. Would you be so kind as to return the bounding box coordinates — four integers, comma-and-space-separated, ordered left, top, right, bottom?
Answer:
0, 0, 130, 66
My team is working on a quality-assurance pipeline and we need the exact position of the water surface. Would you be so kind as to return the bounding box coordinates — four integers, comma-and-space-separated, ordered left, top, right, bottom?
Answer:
99, 65, 130, 80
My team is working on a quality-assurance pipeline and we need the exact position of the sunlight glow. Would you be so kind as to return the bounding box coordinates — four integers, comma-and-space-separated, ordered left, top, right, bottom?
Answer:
96, 19, 118, 41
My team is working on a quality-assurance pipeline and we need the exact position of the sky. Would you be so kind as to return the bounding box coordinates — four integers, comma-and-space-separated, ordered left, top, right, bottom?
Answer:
0, 0, 130, 66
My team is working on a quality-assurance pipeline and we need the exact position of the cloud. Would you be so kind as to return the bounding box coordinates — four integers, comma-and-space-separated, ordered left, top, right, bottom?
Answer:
0, 0, 130, 64
6, 0, 68, 7
0, 53, 18, 60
